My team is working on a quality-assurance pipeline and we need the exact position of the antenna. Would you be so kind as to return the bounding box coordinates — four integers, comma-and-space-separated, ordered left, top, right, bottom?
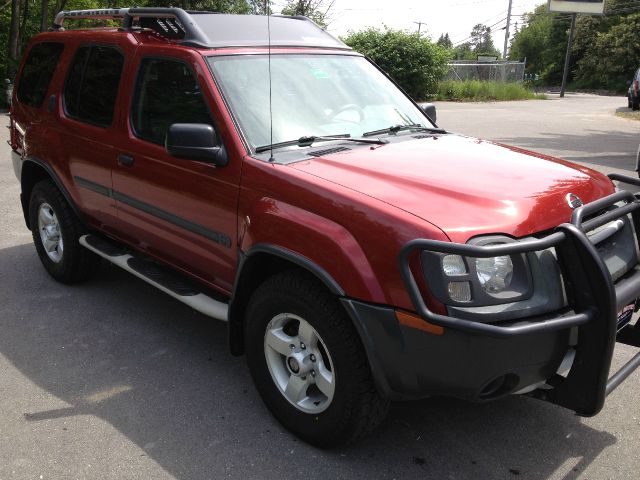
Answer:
266, 1, 275, 162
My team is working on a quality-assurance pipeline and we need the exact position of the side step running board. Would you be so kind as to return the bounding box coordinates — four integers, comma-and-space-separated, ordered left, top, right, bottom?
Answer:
79, 234, 229, 322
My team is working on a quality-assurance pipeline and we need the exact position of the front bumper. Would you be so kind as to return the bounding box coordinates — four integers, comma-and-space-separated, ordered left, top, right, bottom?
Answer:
346, 175, 640, 416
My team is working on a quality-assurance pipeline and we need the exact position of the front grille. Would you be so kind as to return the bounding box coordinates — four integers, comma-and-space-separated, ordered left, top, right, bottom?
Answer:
588, 211, 639, 282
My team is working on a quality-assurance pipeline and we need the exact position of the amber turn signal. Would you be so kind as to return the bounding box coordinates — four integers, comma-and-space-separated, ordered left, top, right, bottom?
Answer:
395, 310, 444, 336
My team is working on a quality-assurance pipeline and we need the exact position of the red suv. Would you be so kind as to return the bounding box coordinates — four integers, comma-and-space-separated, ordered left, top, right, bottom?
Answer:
8, 8, 640, 447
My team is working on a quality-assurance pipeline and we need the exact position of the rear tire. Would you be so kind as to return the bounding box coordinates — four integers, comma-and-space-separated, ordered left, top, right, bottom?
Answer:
633, 96, 640, 111
244, 270, 389, 447
29, 180, 101, 283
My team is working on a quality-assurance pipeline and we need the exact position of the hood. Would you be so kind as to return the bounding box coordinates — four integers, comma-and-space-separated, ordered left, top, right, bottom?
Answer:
290, 134, 615, 243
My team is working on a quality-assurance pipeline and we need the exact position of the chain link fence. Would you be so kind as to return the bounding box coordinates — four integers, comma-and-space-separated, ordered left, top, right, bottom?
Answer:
444, 61, 527, 83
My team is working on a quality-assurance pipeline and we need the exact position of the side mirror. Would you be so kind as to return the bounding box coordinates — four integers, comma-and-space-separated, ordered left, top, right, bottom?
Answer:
421, 103, 437, 124
165, 123, 228, 166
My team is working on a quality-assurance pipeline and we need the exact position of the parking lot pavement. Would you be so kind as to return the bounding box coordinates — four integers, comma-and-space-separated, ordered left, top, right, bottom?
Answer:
437, 93, 639, 177
1, 96, 640, 480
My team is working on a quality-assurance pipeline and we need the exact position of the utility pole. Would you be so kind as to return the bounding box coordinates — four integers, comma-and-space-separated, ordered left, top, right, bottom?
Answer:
414, 21, 426, 35
503, 0, 513, 59
560, 13, 577, 98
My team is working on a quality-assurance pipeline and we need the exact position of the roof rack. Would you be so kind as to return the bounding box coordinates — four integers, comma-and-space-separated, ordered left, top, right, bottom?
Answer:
53, 7, 211, 47
51, 7, 350, 50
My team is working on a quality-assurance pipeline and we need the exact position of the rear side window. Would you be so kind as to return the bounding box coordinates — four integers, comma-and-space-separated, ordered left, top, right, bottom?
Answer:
64, 45, 124, 127
17, 42, 64, 108
131, 58, 213, 145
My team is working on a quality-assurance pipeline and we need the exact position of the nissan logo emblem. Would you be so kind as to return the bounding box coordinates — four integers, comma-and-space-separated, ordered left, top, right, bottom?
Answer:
566, 193, 584, 210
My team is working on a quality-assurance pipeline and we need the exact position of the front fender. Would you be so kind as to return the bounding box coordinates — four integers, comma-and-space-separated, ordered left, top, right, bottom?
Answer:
240, 198, 386, 303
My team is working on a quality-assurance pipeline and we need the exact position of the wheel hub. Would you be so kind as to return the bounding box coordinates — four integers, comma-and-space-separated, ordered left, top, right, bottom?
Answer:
287, 356, 300, 374
264, 313, 336, 414
286, 350, 313, 377
37, 203, 64, 263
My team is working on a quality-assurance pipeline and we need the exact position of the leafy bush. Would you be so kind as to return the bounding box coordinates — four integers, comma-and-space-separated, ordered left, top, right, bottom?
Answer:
435, 81, 544, 102
343, 28, 450, 101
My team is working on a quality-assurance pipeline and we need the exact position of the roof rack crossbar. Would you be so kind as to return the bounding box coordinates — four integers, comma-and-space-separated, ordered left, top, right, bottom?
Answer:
53, 8, 130, 29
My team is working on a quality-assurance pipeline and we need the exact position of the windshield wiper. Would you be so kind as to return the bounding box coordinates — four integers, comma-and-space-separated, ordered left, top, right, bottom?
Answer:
363, 124, 447, 137
255, 134, 387, 153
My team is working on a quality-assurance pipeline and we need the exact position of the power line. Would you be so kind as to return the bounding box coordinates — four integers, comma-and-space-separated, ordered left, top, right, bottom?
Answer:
452, 16, 508, 45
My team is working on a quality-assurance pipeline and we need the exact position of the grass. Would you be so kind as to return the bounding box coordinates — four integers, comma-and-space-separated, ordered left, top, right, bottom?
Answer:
435, 80, 546, 102
616, 110, 640, 121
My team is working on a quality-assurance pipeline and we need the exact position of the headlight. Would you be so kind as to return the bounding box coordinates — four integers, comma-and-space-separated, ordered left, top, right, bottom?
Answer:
421, 236, 566, 321
423, 242, 529, 306
475, 255, 514, 294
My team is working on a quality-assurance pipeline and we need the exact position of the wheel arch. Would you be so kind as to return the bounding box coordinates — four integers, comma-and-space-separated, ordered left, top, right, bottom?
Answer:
228, 244, 345, 356
20, 157, 82, 231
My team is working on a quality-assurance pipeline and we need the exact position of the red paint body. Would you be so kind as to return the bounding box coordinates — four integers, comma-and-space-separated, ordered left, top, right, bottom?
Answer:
10, 28, 616, 314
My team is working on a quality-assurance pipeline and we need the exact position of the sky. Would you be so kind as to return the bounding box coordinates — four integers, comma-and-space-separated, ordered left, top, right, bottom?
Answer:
273, 0, 547, 55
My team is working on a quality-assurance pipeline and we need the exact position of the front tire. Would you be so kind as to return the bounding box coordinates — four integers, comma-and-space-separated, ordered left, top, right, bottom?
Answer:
244, 270, 389, 447
29, 180, 100, 283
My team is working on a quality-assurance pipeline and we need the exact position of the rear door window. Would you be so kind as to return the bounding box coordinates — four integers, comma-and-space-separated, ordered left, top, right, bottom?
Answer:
63, 45, 124, 127
130, 57, 213, 145
17, 42, 64, 108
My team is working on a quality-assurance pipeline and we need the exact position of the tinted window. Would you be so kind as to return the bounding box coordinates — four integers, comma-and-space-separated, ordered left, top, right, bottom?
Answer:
17, 42, 64, 108
63, 46, 89, 119
64, 45, 124, 126
131, 58, 213, 144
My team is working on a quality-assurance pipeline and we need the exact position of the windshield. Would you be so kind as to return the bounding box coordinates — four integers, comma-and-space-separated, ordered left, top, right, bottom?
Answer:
207, 54, 430, 149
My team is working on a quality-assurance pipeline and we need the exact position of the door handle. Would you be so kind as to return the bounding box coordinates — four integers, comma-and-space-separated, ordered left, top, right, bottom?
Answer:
118, 154, 134, 167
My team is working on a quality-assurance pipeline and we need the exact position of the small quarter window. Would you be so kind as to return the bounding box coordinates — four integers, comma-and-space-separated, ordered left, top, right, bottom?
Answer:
17, 42, 64, 108
131, 58, 213, 145
64, 45, 124, 127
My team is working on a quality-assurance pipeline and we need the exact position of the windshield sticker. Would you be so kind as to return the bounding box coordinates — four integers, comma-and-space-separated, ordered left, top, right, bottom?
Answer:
311, 68, 330, 79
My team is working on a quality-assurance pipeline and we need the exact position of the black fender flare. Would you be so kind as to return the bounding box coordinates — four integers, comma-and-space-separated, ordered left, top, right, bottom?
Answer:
20, 156, 84, 230
228, 244, 345, 355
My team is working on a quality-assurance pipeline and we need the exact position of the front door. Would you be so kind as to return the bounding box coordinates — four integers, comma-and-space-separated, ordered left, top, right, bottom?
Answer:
111, 49, 241, 293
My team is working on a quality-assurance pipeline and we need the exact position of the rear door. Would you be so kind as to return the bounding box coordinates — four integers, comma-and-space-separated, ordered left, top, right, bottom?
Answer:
111, 47, 241, 293
57, 38, 134, 231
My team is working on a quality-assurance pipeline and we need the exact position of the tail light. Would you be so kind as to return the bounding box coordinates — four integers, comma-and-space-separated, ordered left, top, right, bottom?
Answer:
635, 80, 639, 94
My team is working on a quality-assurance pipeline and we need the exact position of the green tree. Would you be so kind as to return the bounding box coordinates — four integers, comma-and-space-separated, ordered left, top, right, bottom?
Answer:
280, 0, 334, 27
248, 0, 271, 14
343, 27, 450, 100
573, 13, 640, 89
452, 42, 475, 60
143, 0, 251, 12
469, 23, 500, 57
509, 0, 640, 89
509, 4, 572, 84
436, 33, 452, 49
451, 23, 500, 60
1, 0, 262, 84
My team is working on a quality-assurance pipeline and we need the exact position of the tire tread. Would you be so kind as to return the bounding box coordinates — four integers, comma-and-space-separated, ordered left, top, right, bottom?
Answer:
29, 180, 100, 283
245, 269, 389, 447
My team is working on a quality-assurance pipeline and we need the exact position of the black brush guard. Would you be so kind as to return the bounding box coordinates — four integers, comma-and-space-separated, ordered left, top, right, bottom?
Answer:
399, 174, 640, 416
